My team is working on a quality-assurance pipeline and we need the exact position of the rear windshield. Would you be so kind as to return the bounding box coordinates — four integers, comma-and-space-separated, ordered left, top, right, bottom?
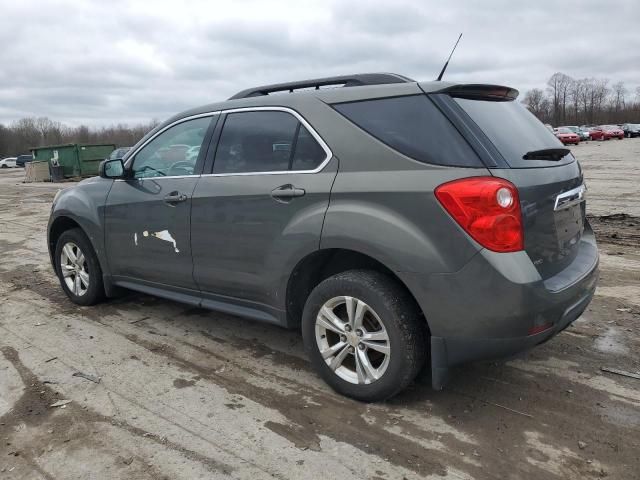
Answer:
333, 95, 483, 167
454, 98, 575, 168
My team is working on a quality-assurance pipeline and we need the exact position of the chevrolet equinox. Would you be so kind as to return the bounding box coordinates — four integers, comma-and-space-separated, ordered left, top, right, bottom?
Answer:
48, 73, 599, 401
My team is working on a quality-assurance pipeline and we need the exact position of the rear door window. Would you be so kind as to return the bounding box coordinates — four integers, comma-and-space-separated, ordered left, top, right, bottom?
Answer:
333, 95, 483, 167
213, 111, 327, 174
454, 98, 575, 168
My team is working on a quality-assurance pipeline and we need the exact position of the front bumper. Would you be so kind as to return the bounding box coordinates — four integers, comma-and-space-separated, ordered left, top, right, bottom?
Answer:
400, 225, 599, 389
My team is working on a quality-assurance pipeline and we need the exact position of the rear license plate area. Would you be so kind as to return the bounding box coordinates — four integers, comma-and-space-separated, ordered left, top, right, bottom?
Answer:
554, 202, 584, 250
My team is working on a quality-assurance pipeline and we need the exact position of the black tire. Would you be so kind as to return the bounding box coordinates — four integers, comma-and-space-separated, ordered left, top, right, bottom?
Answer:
1, 164, 6, 168
54, 228, 105, 306
302, 270, 427, 402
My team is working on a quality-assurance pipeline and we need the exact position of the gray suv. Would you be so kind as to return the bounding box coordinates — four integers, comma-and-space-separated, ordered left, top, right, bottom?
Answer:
48, 73, 599, 401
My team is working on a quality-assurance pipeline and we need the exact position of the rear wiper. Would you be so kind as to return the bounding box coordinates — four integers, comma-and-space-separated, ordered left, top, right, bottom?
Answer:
522, 148, 570, 161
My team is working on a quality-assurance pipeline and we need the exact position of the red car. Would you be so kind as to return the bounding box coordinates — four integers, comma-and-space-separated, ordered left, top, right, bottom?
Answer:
599, 125, 624, 140
554, 127, 580, 145
585, 127, 605, 141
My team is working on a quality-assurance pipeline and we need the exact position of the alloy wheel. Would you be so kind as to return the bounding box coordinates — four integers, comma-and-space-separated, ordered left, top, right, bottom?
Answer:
314, 296, 390, 385
60, 242, 89, 296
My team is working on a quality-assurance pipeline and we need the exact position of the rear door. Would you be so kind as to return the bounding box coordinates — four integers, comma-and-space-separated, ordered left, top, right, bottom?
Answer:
450, 96, 585, 278
104, 115, 216, 290
191, 108, 337, 313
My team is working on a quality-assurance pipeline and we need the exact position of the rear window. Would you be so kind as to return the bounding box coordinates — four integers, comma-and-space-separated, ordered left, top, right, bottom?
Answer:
454, 98, 574, 168
333, 95, 483, 167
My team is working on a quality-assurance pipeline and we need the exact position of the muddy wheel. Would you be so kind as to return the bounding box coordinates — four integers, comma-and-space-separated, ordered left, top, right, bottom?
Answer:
302, 270, 426, 402
54, 228, 105, 306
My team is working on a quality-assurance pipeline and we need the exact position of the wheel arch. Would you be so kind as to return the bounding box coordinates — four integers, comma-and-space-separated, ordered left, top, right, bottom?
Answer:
48, 214, 115, 295
285, 248, 431, 336
48, 216, 85, 267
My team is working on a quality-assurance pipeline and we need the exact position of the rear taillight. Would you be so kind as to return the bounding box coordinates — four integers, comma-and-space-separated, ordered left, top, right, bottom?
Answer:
435, 177, 524, 252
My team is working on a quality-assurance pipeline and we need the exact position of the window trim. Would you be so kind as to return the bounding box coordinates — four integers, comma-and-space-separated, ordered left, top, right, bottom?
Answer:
204, 106, 333, 177
122, 112, 220, 179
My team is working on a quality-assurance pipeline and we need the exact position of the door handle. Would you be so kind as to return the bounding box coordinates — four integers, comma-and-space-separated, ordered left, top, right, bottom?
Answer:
270, 184, 306, 201
164, 191, 188, 204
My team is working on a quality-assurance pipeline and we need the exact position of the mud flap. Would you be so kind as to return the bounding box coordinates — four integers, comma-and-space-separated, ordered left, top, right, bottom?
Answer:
430, 336, 450, 390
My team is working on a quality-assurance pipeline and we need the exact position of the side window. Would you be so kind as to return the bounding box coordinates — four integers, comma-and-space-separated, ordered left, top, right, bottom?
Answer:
131, 116, 211, 178
333, 95, 482, 167
213, 111, 327, 174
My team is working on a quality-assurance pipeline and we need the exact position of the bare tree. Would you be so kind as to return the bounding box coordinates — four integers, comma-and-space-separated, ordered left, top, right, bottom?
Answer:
522, 73, 638, 126
568, 79, 585, 124
547, 72, 573, 125
523, 88, 550, 121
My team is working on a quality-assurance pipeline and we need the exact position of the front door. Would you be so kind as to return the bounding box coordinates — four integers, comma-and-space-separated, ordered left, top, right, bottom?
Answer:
104, 115, 215, 290
191, 109, 337, 313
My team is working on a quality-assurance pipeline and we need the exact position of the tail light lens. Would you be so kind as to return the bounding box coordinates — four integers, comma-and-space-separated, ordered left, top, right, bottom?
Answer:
435, 177, 524, 252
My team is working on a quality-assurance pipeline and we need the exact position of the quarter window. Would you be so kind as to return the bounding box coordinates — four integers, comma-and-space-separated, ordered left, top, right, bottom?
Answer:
131, 116, 211, 178
291, 125, 326, 171
333, 95, 482, 167
213, 110, 326, 174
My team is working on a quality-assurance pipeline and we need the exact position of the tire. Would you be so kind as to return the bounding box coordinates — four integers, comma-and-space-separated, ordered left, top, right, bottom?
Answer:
54, 228, 105, 306
1, 164, 6, 168
302, 270, 427, 402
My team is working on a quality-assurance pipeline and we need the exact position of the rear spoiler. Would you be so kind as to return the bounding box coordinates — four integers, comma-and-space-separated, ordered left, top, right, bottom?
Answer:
436, 84, 519, 102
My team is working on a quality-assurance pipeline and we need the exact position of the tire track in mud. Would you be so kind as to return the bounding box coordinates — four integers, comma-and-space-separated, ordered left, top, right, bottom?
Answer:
121, 332, 458, 477
0, 346, 235, 477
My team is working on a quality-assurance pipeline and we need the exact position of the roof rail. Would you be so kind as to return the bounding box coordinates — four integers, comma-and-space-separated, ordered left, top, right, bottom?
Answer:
228, 73, 415, 100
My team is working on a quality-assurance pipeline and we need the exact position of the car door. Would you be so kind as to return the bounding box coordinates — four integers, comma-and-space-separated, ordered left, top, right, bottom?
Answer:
191, 108, 337, 318
104, 115, 216, 291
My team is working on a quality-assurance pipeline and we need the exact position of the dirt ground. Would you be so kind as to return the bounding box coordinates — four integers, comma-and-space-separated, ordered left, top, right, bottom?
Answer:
0, 139, 638, 480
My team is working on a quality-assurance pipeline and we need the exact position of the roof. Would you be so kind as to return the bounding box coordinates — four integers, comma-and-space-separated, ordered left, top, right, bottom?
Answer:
128, 74, 517, 158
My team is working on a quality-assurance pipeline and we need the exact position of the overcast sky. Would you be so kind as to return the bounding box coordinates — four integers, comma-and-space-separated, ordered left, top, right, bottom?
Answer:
1, 0, 639, 126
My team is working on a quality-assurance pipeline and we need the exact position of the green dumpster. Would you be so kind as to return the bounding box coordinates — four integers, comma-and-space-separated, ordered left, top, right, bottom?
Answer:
31, 143, 116, 177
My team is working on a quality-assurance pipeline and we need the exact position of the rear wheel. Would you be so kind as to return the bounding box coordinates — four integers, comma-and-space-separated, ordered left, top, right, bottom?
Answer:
302, 270, 426, 401
54, 228, 105, 306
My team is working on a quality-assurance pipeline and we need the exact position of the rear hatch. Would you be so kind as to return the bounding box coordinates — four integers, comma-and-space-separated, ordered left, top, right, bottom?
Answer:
447, 92, 586, 279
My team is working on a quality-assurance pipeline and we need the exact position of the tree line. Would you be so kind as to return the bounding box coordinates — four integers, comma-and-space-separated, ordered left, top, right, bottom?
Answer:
522, 73, 640, 126
0, 117, 159, 158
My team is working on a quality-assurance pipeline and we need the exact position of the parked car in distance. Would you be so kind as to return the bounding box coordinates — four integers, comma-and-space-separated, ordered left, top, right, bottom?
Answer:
108, 147, 132, 160
622, 123, 640, 138
600, 125, 624, 140
554, 127, 580, 145
560, 126, 590, 141
582, 126, 605, 141
47, 73, 598, 401
0, 157, 17, 168
15, 154, 34, 167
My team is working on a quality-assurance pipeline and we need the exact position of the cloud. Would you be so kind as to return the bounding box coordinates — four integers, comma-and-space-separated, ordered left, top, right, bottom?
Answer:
1, 0, 638, 126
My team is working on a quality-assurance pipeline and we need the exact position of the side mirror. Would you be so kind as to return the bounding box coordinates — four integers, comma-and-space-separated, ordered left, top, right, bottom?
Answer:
99, 159, 125, 179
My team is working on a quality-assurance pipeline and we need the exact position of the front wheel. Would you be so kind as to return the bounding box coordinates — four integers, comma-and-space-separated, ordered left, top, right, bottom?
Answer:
54, 228, 105, 306
302, 270, 427, 402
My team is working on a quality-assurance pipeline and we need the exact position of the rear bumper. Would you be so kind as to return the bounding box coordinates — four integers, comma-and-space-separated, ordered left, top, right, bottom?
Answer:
399, 225, 599, 389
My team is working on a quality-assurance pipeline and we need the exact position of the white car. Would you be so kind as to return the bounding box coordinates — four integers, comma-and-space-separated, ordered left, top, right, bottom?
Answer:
0, 157, 17, 168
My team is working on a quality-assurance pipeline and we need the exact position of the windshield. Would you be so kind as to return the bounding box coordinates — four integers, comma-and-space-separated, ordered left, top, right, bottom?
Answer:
556, 128, 573, 134
454, 98, 574, 168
